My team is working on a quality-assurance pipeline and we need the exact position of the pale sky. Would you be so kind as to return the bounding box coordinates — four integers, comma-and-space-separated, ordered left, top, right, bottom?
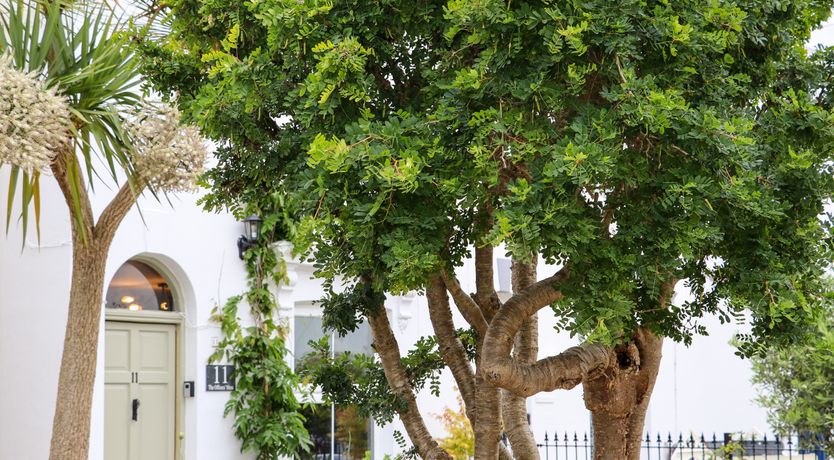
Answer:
810, 18, 834, 48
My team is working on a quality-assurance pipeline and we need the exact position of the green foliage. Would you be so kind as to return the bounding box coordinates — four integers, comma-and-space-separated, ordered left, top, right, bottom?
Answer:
210, 243, 312, 459
434, 393, 475, 460
298, 328, 476, 424
394, 430, 420, 460
141, 0, 834, 424
751, 294, 834, 455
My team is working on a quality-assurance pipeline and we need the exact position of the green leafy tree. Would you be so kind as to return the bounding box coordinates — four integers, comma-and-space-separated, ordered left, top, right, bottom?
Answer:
751, 295, 834, 455
1, 2, 206, 459
136, 1, 834, 459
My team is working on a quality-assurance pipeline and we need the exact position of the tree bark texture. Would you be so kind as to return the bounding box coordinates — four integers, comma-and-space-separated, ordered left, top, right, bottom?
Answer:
48, 150, 143, 460
367, 307, 453, 460
441, 270, 487, 339
501, 258, 540, 460
426, 276, 476, 416
473, 374, 502, 460
483, 268, 617, 396
583, 328, 663, 460
429, 275, 515, 460
474, 245, 501, 322
48, 242, 108, 460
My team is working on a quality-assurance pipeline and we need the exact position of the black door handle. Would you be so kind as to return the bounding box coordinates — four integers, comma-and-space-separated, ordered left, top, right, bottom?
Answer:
132, 398, 140, 421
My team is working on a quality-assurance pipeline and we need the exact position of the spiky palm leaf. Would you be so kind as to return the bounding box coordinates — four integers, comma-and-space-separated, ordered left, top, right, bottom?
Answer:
0, 0, 141, 244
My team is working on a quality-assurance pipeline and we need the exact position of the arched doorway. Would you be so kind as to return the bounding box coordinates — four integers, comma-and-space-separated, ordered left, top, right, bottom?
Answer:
104, 259, 180, 460
105, 260, 176, 312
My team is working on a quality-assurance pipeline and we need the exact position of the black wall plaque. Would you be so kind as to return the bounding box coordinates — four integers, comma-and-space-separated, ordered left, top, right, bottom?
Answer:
206, 364, 235, 391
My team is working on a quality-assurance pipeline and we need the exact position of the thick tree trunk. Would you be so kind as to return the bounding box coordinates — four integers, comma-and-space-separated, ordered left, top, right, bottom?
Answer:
429, 275, 514, 460
48, 241, 108, 460
470, 244, 504, 460
501, 316, 539, 460
368, 307, 452, 460
583, 328, 663, 460
473, 374, 502, 460
501, 258, 540, 460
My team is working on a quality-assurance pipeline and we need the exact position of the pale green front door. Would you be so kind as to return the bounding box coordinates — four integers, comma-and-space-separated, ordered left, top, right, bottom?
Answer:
105, 321, 176, 460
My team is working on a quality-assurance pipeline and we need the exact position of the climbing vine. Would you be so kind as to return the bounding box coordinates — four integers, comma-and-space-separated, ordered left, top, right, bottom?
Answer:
210, 213, 311, 459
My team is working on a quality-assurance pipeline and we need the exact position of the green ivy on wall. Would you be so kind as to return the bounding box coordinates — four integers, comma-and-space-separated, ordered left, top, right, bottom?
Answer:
210, 225, 312, 459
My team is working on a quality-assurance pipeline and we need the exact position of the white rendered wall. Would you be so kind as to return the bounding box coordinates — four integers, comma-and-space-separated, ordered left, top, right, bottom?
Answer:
0, 165, 254, 460
0, 167, 73, 460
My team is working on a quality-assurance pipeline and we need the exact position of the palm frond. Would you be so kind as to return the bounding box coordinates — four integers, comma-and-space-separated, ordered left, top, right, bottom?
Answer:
1, 0, 143, 243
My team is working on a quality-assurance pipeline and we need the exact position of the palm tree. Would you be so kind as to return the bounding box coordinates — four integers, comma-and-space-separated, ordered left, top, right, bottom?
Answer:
0, 2, 205, 458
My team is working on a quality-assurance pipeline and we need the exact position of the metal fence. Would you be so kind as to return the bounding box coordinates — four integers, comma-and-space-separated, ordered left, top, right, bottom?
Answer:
536, 432, 829, 460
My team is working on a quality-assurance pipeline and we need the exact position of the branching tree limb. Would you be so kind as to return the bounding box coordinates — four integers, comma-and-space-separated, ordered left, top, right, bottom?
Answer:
482, 267, 619, 396
427, 275, 477, 411
441, 270, 488, 339
95, 178, 145, 245
368, 306, 453, 460
427, 275, 514, 460
501, 258, 541, 459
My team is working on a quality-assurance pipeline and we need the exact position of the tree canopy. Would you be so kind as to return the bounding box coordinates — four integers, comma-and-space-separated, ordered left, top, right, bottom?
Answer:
751, 290, 834, 455
136, 0, 834, 458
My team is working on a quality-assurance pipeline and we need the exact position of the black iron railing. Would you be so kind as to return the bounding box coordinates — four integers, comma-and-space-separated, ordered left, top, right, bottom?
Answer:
536, 432, 829, 460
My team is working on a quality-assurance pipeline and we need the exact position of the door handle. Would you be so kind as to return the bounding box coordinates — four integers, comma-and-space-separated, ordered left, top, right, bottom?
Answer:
132, 398, 140, 421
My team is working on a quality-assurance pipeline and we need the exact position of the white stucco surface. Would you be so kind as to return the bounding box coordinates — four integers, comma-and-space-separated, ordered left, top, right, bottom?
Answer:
0, 165, 253, 460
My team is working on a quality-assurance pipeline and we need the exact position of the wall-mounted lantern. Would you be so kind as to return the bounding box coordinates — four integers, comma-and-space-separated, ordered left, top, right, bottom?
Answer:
237, 215, 263, 260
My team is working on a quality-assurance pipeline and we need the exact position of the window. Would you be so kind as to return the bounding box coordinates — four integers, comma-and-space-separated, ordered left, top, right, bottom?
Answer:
294, 311, 374, 460
293, 316, 373, 362
298, 404, 371, 460
105, 260, 175, 312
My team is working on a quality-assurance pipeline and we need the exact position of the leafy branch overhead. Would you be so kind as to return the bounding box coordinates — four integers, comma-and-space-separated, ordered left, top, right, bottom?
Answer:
298, 327, 478, 425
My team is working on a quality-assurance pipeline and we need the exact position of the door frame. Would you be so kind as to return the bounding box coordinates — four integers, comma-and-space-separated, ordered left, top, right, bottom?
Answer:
105, 307, 184, 459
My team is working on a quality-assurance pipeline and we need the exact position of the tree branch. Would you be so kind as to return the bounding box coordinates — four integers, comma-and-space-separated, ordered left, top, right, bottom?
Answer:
50, 148, 95, 240
427, 275, 476, 405
367, 305, 452, 460
489, 341, 614, 397
429, 275, 514, 460
482, 267, 615, 396
501, 257, 541, 459
441, 270, 488, 339
475, 245, 501, 321
95, 177, 145, 248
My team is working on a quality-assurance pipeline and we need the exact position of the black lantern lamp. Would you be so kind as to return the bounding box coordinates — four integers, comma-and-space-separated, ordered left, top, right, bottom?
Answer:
237, 215, 263, 259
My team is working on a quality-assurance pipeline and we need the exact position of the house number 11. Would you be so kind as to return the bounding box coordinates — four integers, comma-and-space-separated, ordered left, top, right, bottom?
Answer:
205, 364, 235, 391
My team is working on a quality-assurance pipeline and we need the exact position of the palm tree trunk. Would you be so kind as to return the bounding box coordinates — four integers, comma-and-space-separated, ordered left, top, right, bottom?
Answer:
48, 240, 108, 460
48, 151, 142, 460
